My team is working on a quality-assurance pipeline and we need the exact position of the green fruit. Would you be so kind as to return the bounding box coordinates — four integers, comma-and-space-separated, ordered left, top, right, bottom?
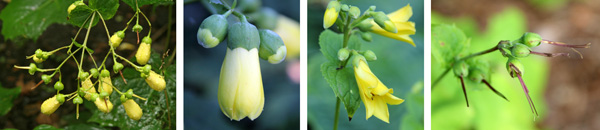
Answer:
126, 89, 133, 99
56, 94, 65, 104
132, 24, 143, 32
42, 74, 52, 84
113, 63, 124, 73
73, 96, 83, 104
90, 68, 99, 79
523, 32, 542, 47
28, 63, 37, 75
227, 21, 260, 50
101, 69, 110, 78
54, 81, 64, 91
78, 71, 89, 80
506, 57, 525, 78
453, 61, 469, 77
120, 94, 127, 102
511, 43, 531, 58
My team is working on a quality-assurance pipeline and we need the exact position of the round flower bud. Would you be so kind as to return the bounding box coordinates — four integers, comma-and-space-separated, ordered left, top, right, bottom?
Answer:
363, 50, 377, 61
258, 29, 287, 64
523, 32, 542, 47
506, 58, 525, 78
349, 6, 361, 19
41, 74, 52, 84
338, 48, 350, 61
113, 62, 124, 73
90, 68, 99, 79
198, 14, 228, 48
100, 69, 110, 78
132, 24, 143, 32
361, 32, 372, 42
54, 81, 64, 91
29, 63, 37, 75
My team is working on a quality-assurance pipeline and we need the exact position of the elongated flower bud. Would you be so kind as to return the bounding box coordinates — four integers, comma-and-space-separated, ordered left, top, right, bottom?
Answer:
110, 31, 125, 48
123, 99, 143, 120
511, 43, 531, 58
372, 11, 397, 33
41, 95, 62, 115
323, 1, 340, 29
258, 29, 286, 64
94, 98, 114, 113
136, 36, 152, 65
99, 76, 113, 95
81, 78, 97, 101
145, 71, 166, 91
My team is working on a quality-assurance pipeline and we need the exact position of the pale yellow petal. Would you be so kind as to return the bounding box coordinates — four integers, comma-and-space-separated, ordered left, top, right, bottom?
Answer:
384, 93, 404, 105
354, 60, 378, 88
371, 96, 390, 123
371, 81, 390, 96
232, 48, 264, 121
387, 4, 412, 22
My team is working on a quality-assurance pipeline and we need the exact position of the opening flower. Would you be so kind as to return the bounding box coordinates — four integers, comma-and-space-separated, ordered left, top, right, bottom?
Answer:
367, 4, 416, 46
353, 56, 404, 123
323, 1, 340, 29
218, 47, 265, 121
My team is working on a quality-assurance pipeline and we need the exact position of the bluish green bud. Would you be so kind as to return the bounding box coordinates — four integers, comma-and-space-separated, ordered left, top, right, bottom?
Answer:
227, 21, 260, 50
258, 29, 287, 64
349, 6, 360, 19
198, 14, 228, 48
453, 61, 469, 77
371, 11, 397, 33
338, 48, 350, 61
361, 32, 372, 42
363, 50, 377, 61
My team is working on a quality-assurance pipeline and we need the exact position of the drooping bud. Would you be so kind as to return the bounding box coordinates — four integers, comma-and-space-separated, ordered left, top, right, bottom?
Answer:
145, 71, 166, 92
371, 11, 397, 33
197, 14, 228, 48
323, 1, 341, 29
41, 95, 62, 115
363, 50, 377, 61
123, 99, 143, 120
258, 29, 287, 64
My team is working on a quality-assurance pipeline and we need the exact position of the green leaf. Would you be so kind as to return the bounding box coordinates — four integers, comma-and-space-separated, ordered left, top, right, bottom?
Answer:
0, 84, 20, 116
33, 124, 62, 130
68, 3, 98, 28
88, 52, 175, 130
63, 123, 108, 130
321, 61, 361, 118
431, 24, 469, 68
318, 30, 343, 62
121, 0, 174, 9
89, 0, 119, 20
0, 0, 75, 41
400, 81, 424, 130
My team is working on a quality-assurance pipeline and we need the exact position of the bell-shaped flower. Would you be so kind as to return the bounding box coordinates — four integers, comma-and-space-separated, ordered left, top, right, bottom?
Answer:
353, 55, 404, 123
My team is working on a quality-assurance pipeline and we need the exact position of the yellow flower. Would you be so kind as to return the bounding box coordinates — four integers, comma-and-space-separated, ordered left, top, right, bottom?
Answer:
94, 98, 114, 113
369, 4, 416, 46
354, 58, 404, 123
123, 99, 143, 120
273, 15, 300, 60
218, 47, 264, 121
41, 95, 61, 115
323, 1, 340, 29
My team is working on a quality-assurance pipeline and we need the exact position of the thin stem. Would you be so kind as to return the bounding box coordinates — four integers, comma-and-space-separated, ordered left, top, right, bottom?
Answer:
342, 15, 352, 48
79, 13, 96, 72
114, 52, 141, 68
482, 79, 509, 101
139, 11, 153, 36
51, 47, 82, 76
457, 46, 498, 62
459, 76, 469, 107
530, 51, 569, 58
333, 98, 340, 130
432, 68, 450, 89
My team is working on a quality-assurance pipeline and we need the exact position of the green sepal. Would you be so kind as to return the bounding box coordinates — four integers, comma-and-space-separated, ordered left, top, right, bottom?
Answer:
90, 68, 99, 79
337, 48, 350, 61
227, 21, 260, 50
371, 11, 397, 33
506, 57, 524, 78
73, 96, 83, 104
28, 63, 37, 75
357, 20, 373, 32
363, 50, 377, 61
348, 6, 360, 19
197, 14, 228, 48
327, 1, 341, 12
523, 32, 542, 47
41, 74, 52, 84
258, 29, 286, 64
361, 32, 372, 42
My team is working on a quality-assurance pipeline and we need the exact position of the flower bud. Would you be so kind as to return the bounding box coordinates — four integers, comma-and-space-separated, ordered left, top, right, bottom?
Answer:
357, 20, 373, 32
125, 89, 133, 99
511, 43, 531, 58
497, 40, 513, 49
78, 71, 89, 80
33, 55, 44, 63
323, 1, 340, 29
41, 95, 61, 115
350, 53, 367, 67
361, 32, 372, 42
99, 76, 113, 95
54, 81, 64, 91
145, 71, 166, 91
506, 57, 524, 78
123, 99, 143, 120
338, 48, 350, 61
349, 6, 361, 19
35, 49, 43, 59
363, 50, 377, 61
198, 14, 228, 48
258, 29, 286, 64
94, 98, 114, 113
90, 68, 99, 79
120, 94, 127, 102
453, 61, 469, 77
371, 11, 397, 33
238, 0, 261, 13
29, 63, 37, 75
110, 31, 125, 48
341, 4, 350, 12
56, 94, 66, 104
468, 68, 484, 83
254, 7, 279, 30
81, 78, 97, 101
41, 74, 52, 84
136, 36, 152, 65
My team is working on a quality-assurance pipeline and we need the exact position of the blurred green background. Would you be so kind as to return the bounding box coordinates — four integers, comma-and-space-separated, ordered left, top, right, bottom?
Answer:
432, 0, 600, 129
183, 0, 300, 129
307, 0, 424, 129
